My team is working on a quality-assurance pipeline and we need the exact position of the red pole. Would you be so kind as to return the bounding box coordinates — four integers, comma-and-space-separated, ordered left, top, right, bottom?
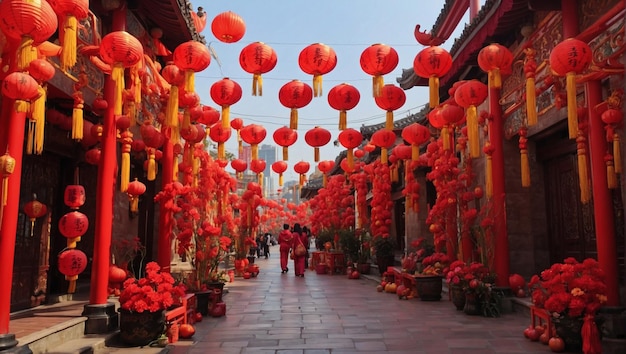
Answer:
157, 138, 173, 271
586, 80, 620, 306
561, 0, 579, 38
488, 86, 510, 287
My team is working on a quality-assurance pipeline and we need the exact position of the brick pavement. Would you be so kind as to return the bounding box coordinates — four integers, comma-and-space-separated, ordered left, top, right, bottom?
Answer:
166, 245, 555, 354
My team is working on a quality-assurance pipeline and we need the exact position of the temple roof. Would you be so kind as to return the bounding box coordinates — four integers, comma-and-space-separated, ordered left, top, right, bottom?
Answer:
132, 0, 205, 48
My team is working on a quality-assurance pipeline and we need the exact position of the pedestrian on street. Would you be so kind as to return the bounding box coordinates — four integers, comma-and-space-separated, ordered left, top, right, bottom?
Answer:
291, 223, 308, 277
278, 224, 292, 273
264, 232, 271, 258
302, 226, 311, 269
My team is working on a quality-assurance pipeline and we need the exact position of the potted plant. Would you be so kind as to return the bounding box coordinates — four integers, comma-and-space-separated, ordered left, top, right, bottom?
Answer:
372, 235, 396, 276
356, 230, 372, 274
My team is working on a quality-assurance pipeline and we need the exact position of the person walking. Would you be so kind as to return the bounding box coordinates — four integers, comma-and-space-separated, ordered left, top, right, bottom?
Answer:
291, 223, 308, 277
302, 226, 311, 269
277, 224, 292, 273
264, 232, 271, 258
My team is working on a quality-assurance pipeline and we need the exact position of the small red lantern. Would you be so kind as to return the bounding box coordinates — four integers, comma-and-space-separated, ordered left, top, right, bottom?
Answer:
477, 43, 513, 89
360, 44, 399, 97
210, 78, 242, 129
85, 148, 101, 165
59, 211, 89, 239
272, 161, 288, 186
231, 159, 247, 179
278, 80, 313, 130
454, 80, 488, 158
304, 127, 332, 162
294, 161, 311, 186
240, 124, 267, 160
413, 46, 453, 108
392, 144, 412, 160
64, 185, 86, 209
211, 11, 246, 43
197, 105, 220, 126
298, 43, 337, 97
109, 265, 127, 284
208, 121, 232, 160
1, 72, 41, 112
438, 104, 465, 151
23, 195, 47, 237
127, 178, 146, 213
428, 106, 446, 129
327, 83, 360, 130
250, 159, 266, 175
29, 59, 56, 82
338, 128, 363, 168
370, 129, 397, 164
273, 126, 298, 160
401, 123, 430, 161
318, 160, 334, 186
230, 117, 245, 156
173, 41, 211, 92
239, 42, 277, 96
602, 107, 623, 175
374, 84, 406, 130
58, 248, 87, 293
48, 0, 90, 71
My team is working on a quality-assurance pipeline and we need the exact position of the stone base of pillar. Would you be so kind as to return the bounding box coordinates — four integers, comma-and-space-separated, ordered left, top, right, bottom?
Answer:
0, 333, 25, 353
82, 303, 118, 334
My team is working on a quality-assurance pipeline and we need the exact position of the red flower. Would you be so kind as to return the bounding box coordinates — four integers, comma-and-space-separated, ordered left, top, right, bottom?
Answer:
119, 262, 186, 313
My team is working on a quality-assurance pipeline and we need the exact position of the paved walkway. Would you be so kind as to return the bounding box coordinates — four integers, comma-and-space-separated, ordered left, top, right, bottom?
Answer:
166, 245, 554, 354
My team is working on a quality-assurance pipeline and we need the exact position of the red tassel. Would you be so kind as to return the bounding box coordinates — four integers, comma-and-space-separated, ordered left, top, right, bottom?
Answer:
582, 314, 602, 354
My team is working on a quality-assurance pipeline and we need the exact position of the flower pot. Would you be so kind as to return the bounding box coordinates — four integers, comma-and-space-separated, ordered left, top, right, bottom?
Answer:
357, 263, 371, 275
553, 316, 584, 353
463, 292, 482, 316
415, 275, 443, 301
449, 285, 466, 310
315, 263, 328, 274
119, 309, 166, 346
206, 282, 225, 303
195, 290, 211, 316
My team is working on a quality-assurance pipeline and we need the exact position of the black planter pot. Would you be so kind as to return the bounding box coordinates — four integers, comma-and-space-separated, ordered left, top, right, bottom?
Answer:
357, 263, 371, 275
118, 309, 165, 346
449, 285, 466, 310
195, 290, 211, 316
463, 292, 482, 315
415, 275, 443, 301
376, 255, 395, 276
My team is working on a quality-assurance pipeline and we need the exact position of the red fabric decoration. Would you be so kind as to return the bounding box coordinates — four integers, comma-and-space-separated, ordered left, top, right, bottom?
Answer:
210, 78, 242, 129
401, 123, 430, 161
273, 126, 298, 160
239, 42, 277, 96
140, 121, 164, 149
338, 128, 363, 168
211, 11, 246, 43
278, 80, 313, 129
304, 127, 331, 162
327, 83, 360, 130
374, 84, 406, 130
298, 43, 337, 97
64, 185, 85, 208
454, 80, 488, 158
477, 43, 513, 89
231, 159, 247, 179
413, 46, 452, 108
196, 105, 220, 126
370, 129, 397, 164
59, 211, 89, 238
173, 41, 211, 92
360, 43, 399, 97
240, 124, 267, 160
58, 249, 87, 277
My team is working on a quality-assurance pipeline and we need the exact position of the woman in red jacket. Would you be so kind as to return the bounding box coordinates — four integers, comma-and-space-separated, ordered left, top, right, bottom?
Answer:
291, 223, 308, 277
277, 224, 293, 274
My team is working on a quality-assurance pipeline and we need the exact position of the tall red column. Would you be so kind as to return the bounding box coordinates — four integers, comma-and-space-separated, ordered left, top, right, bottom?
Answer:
586, 80, 620, 306
157, 138, 174, 271
488, 86, 510, 287
561, 0, 579, 38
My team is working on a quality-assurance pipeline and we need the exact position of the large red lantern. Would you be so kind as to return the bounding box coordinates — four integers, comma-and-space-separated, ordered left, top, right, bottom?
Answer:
0, 0, 58, 70
413, 46, 453, 108
327, 83, 360, 130
374, 84, 406, 130
304, 127, 332, 162
278, 80, 313, 130
318, 160, 334, 186
454, 80, 488, 158
210, 78, 242, 129
272, 161, 288, 186
173, 41, 211, 93
59, 211, 89, 239
127, 178, 146, 213
402, 123, 431, 161
550, 38, 593, 139
294, 161, 311, 186
370, 129, 397, 164
298, 43, 337, 97
48, 0, 89, 71
439, 103, 465, 151
208, 121, 232, 160
1, 72, 41, 113
477, 43, 513, 89
85, 147, 101, 165
273, 126, 298, 160
338, 128, 363, 168
29, 58, 56, 82
428, 106, 446, 130
162, 62, 184, 135
231, 159, 247, 179
64, 184, 85, 209
211, 11, 246, 43
58, 248, 87, 293
360, 43, 399, 97
240, 124, 267, 160
239, 42, 277, 96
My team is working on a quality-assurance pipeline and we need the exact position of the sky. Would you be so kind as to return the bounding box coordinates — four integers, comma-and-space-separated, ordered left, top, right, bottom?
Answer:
192, 0, 475, 183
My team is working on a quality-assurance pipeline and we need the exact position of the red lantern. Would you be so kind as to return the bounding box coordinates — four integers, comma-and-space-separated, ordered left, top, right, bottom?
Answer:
59, 211, 89, 238
64, 185, 85, 209
131, 140, 145, 152
231, 159, 247, 178
109, 265, 127, 284
392, 144, 413, 160
208, 121, 232, 160
85, 148, 101, 165
278, 80, 313, 130
196, 105, 220, 126
338, 128, 363, 168
294, 161, 310, 186
602, 107, 623, 175
363, 143, 376, 153
318, 159, 334, 187
340, 158, 356, 174
23, 195, 47, 236
550, 38, 593, 139
240, 124, 267, 160
29, 59, 56, 82
48, 0, 90, 71
304, 127, 331, 162
211, 11, 246, 43
162, 62, 184, 86
173, 41, 211, 92
0, 0, 58, 70
273, 126, 298, 160
272, 161, 288, 186
239, 42, 277, 96
360, 44, 399, 97
428, 106, 446, 130
58, 249, 87, 277
1, 72, 41, 112
454, 80, 488, 158
477, 43, 513, 89
250, 159, 266, 174
370, 129, 397, 164
298, 43, 337, 97
354, 149, 365, 159
127, 178, 146, 213
374, 84, 406, 130
402, 123, 431, 161
210, 78, 242, 129
413, 46, 453, 108
437, 103, 465, 151
327, 83, 360, 130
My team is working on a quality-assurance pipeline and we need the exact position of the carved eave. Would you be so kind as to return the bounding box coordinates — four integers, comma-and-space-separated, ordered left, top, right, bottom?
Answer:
359, 106, 429, 139
133, 0, 205, 50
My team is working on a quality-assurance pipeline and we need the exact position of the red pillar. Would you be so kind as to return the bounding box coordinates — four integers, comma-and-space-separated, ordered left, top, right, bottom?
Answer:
586, 80, 620, 306
561, 0, 579, 38
157, 138, 174, 271
488, 86, 510, 287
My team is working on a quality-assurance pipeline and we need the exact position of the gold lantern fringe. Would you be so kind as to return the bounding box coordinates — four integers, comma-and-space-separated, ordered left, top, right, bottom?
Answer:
607, 157, 617, 189
467, 106, 480, 158
613, 133, 621, 174
184, 70, 195, 93
521, 149, 530, 187
252, 144, 258, 160
381, 148, 388, 164
442, 125, 450, 151
166, 85, 179, 129
192, 156, 199, 187
339, 110, 347, 130
129, 196, 139, 213
313, 74, 323, 97
72, 103, 84, 141
385, 111, 394, 130
428, 76, 440, 108
290, 108, 298, 130
576, 138, 590, 203
314, 147, 320, 162
299, 174, 305, 186
61, 16, 78, 71
218, 142, 225, 160
252, 73, 263, 96
15, 99, 29, 113
566, 72, 579, 139
485, 152, 493, 199
182, 109, 191, 130
412, 145, 419, 161
279, 173, 284, 186
526, 76, 537, 126
391, 163, 398, 182
17, 36, 36, 70
373, 75, 384, 97
221, 105, 230, 129
347, 149, 354, 169
282, 147, 289, 160
147, 152, 156, 181
173, 159, 179, 181
322, 174, 327, 187
488, 68, 502, 89
112, 63, 125, 115
66, 275, 78, 294
120, 151, 130, 192
28, 86, 47, 155
258, 172, 264, 189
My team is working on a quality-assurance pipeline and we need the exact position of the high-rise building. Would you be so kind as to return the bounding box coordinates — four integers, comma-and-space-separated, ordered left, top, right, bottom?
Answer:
257, 144, 277, 195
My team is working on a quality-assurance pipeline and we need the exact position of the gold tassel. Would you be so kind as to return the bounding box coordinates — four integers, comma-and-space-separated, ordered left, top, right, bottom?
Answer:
173, 159, 179, 182
412, 145, 418, 161
166, 85, 179, 129
15, 99, 29, 113
290, 108, 298, 130
121, 151, 130, 192
429, 76, 439, 108
182, 109, 191, 130
184, 70, 195, 93
566, 72, 579, 139
347, 149, 354, 169
111, 63, 125, 116
314, 147, 320, 162
613, 134, 621, 174
30, 86, 47, 155
299, 174, 304, 186
526, 77, 537, 126
373, 75, 384, 97
192, 157, 199, 187
66, 275, 78, 294
486, 153, 493, 198
491, 68, 501, 89
27, 121, 35, 155
386, 111, 394, 130
339, 110, 347, 130
467, 106, 480, 158
258, 172, 264, 189
521, 150, 530, 187
148, 152, 156, 181
279, 174, 283, 186
391, 163, 398, 182
576, 136, 590, 203
72, 103, 84, 141
218, 142, 225, 160
313, 74, 323, 97
221, 105, 230, 129
130, 197, 139, 213
238, 137, 243, 157
381, 148, 388, 164
253, 73, 263, 96
282, 147, 288, 160
322, 174, 327, 187
17, 36, 36, 70
607, 159, 617, 189
61, 15, 78, 71
442, 125, 450, 151
252, 144, 258, 160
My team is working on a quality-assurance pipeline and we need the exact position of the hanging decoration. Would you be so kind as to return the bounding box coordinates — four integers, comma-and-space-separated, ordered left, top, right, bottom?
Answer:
317, 160, 334, 187
304, 126, 331, 162
231, 159, 247, 179
272, 126, 298, 160
48, 0, 89, 71
298, 43, 337, 97
293, 161, 311, 186
127, 178, 146, 214
370, 129, 396, 164
0, 0, 58, 70
413, 46, 452, 108
250, 159, 266, 188
523, 46, 538, 126
27, 58, 55, 155
23, 194, 48, 237
240, 124, 267, 160
162, 62, 185, 143
483, 142, 494, 198
278, 80, 313, 130
454, 80, 488, 158
239, 42, 277, 96
338, 128, 363, 169
58, 249, 87, 292
438, 103, 464, 151
327, 83, 360, 130
208, 121, 232, 160
477, 43, 513, 90
230, 118, 244, 156
0, 152, 15, 224
601, 92, 623, 176
210, 78, 242, 129
576, 108, 591, 202
401, 123, 431, 161
84, 147, 101, 165
2, 72, 41, 114
173, 41, 211, 93
211, 11, 246, 43
549, 38, 592, 139
140, 121, 164, 182
271, 161, 288, 186
59, 173, 88, 294
519, 128, 530, 187
374, 84, 406, 130
360, 43, 399, 97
